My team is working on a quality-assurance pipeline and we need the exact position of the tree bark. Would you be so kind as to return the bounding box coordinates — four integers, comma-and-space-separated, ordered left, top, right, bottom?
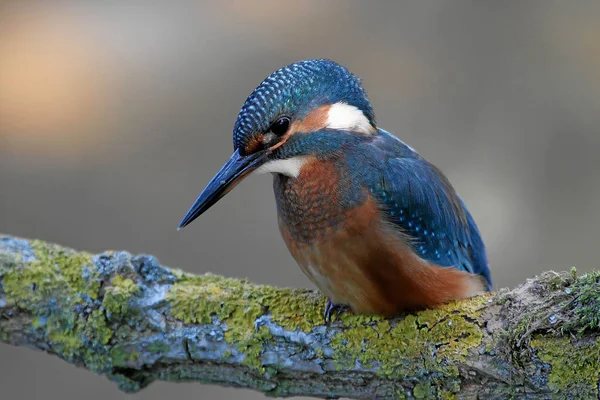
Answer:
0, 234, 598, 399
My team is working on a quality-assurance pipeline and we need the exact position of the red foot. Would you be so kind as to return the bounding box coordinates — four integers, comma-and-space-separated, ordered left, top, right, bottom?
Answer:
324, 299, 352, 323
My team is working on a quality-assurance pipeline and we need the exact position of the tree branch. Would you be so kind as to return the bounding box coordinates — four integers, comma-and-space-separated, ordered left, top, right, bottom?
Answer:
0, 234, 598, 399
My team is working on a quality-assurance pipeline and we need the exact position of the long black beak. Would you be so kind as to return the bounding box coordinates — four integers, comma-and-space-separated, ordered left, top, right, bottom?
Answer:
178, 149, 267, 230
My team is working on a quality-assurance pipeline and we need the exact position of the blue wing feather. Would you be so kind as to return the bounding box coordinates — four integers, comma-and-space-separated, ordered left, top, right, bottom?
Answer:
348, 130, 491, 288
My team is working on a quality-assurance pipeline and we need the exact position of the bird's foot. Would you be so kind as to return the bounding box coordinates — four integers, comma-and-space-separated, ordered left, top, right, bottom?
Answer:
324, 299, 351, 323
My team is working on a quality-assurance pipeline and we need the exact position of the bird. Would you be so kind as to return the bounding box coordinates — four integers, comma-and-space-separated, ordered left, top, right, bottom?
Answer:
178, 59, 491, 322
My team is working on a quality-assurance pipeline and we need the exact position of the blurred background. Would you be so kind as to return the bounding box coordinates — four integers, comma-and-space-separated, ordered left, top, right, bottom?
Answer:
1, 1, 599, 399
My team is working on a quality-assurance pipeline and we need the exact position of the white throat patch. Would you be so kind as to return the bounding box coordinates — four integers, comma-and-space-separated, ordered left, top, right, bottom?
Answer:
326, 102, 375, 135
256, 156, 310, 178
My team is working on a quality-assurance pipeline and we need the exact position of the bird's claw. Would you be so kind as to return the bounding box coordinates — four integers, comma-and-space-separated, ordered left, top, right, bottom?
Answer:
324, 299, 351, 323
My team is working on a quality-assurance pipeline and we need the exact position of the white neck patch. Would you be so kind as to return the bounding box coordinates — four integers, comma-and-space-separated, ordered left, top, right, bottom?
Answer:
256, 156, 310, 178
326, 102, 375, 135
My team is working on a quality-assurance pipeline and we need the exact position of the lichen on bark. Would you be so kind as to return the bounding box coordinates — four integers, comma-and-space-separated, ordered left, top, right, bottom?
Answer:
1, 234, 600, 399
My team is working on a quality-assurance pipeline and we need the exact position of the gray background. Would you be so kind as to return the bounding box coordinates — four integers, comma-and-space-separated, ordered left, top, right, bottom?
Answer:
1, 1, 599, 399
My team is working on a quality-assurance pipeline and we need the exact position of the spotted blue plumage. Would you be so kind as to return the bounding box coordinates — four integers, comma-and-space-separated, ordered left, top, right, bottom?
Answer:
233, 59, 374, 153
345, 130, 492, 288
269, 126, 492, 289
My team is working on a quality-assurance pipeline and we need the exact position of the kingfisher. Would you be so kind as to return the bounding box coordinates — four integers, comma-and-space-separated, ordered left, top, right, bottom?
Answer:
178, 59, 491, 321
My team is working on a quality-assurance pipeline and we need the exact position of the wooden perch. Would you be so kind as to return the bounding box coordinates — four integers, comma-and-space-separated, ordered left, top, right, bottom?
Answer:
1, 234, 599, 399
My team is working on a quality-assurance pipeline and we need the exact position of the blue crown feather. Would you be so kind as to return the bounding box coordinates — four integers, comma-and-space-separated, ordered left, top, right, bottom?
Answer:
233, 59, 375, 150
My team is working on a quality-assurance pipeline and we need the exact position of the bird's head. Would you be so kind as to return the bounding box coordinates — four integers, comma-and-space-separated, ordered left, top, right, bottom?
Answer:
178, 59, 376, 229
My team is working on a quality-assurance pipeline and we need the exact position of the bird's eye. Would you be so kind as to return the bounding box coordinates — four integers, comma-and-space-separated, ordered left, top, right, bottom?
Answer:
270, 117, 290, 136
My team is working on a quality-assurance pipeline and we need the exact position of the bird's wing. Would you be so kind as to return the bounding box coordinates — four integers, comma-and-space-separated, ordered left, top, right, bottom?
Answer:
360, 134, 491, 287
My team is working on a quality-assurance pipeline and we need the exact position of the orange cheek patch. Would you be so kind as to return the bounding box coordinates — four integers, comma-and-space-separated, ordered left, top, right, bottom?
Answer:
292, 105, 331, 134
244, 135, 263, 155
268, 105, 331, 151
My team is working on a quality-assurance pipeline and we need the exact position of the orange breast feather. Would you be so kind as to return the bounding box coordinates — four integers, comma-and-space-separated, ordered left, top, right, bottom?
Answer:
276, 160, 485, 315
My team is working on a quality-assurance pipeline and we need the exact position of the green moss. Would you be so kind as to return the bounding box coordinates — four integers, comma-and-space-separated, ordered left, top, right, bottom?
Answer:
0, 252, 19, 278
0, 238, 513, 396
110, 347, 141, 367
531, 336, 599, 397
511, 270, 600, 346
506, 271, 580, 348
331, 295, 489, 395
499, 270, 600, 396
36, 306, 111, 368
87, 309, 112, 345
563, 271, 600, 334
413, 381, 434, 398
109, 374, 142, 393
166, 273, 326, 371
32, 316, 46, 329
314, 346, 324, 358
103, 275, 140, 318
1, 240, 113, 372
2, 241, 98, 311
110, 348, 128, 366
236, 325, 273, 370
167, 273, 324, 330
166, 271, 490, 384
439, 389, 459, 400
485, 342, 493, 353
511, 313, 534, 346
146, 341, 170, 354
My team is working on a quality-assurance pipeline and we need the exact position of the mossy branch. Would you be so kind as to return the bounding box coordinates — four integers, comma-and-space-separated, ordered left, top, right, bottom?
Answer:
1, 235, 599, 399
